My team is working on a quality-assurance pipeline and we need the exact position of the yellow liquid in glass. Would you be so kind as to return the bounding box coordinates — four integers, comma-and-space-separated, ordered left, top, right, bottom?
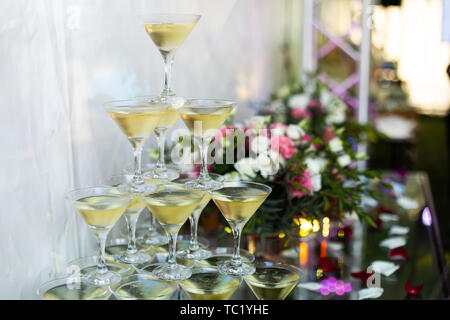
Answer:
212, 187, 269, 223
157, 108, 180, 129
114, 280, 176, 300
143, 191, 202, 227
144, 23, 196, 52
124, 196, 146, 217
108, 109, 165, 142
244, 267, 300, 300
74, 196, 127, 228
180, 272, 240, 300
179, 106, 233, 137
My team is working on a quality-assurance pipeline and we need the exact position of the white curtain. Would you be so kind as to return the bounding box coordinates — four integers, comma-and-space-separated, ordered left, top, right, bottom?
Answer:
0, 0, 300, 299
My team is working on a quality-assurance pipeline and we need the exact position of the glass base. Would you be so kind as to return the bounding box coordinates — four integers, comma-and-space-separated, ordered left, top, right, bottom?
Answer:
184, 178, 223, 191
118, 181, 157, 194
117, 251, 153, 265
137, 231, 169, 246
218, 260, 256, 277
83, 270, 121, 286
144, 166, 180, 182
152, 263, 192, 281
177, 248, 212, 260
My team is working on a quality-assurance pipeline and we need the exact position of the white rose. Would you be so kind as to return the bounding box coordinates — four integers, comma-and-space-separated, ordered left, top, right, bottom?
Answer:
338, 154, 352, 167
305, 157, 327, 174
320, 88, 335, 106
256, 154, 276, 178
269, 150, 285, 169
329, 137, 344, 153
310, 173, 322, 192
288, 94, 310, 110
234, 158, 257, 179
250, 135, 270, 156
325, 99, 347, 125
286, 125, 305, 141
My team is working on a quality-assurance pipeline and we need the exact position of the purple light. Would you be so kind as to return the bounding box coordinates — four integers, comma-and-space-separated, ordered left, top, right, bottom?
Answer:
422, 207, 432, 226
318, 278, 353, 296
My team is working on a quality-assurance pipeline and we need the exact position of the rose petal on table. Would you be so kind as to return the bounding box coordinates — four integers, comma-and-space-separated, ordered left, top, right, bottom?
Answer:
380, 237, 407, 249
389, 225, 410, 236
298, 282, 322, 291
351, 271, 371, 283
405, 280, 424, 295
389, 247, 409, 260
358, 288, 384, 300
370, 260, 400, 277
379, 214, 399, 222
378, 213, 399, 222
397, 196, 419, 210
318, 257, 337, 273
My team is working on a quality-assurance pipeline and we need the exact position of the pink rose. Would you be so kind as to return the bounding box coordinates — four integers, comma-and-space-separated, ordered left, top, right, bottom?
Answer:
214, 125, 235, 143
271, 135, 297, 159
291, 108, 311, 119
289, 170, 313, 198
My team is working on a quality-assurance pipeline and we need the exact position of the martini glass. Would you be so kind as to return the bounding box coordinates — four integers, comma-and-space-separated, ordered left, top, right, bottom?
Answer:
141, 184, 205, 281
142, 14, 201, 97
180, 266, 242, 300
173, 173, 224, 260
177, 99, 237, 190
101, 175, 153, 264
244, 261, 303, 300
66, 187, 130, 286
210, 182, 271, 276
111, 274, 177, 300
37, 278, 111, 300
104, 97, 168, 194
139, 95, 182, 182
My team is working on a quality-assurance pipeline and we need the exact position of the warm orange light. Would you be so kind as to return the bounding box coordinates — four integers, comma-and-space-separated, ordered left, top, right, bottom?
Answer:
312, 219, 320, 232
322, 217, 330, 238
248, 236, 256, 254
299, 242, 308, 266
320, 240, 327, 258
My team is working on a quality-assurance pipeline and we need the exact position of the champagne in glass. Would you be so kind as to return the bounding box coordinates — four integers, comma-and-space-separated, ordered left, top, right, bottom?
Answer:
211, 182, 271, 276
143, 14, 201, 97
105, 97, 167, 194
142, 184, 204, 281
173, 173, 224, 260
37, 278, 110, 300
180, 267, 241, 300
178, 99, 237, 190
101, 175, 152, 264
244, 262, 303, 300
66, 187, 130, 286
111, 274, 177, 300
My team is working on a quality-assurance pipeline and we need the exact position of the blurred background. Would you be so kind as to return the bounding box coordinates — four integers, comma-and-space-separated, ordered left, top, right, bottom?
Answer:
0, 0, 448, 298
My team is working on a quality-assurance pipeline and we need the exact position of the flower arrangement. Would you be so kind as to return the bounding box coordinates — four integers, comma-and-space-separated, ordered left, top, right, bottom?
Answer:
209, 75, 388, 240
165, 75, 388, 241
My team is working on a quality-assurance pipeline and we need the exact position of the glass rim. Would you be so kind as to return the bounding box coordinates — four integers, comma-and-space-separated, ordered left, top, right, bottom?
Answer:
110, 274, 177, 300
245, 261, 304, 285
172, 172, 224, 185
209, 181, 272, 197
139, 13, 201, 24
103, 98, 170, 112
65, 186, 130, 203
36, 277, 110, 300
140, 182, 206, 197
180, 98, 237, 109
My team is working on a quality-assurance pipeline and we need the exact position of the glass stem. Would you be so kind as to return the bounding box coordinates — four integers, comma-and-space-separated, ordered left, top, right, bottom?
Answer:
162, 52, 175, 97
198, 136, 211, 181
125, 214, 139, 255
189, 210, 200, 252
166, 231, 178, 268
94, 230, 109, 275
132, 140, 144, 185
155, 128, 168, 172
231, 224, 243, 267
148, 212, 156, 233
